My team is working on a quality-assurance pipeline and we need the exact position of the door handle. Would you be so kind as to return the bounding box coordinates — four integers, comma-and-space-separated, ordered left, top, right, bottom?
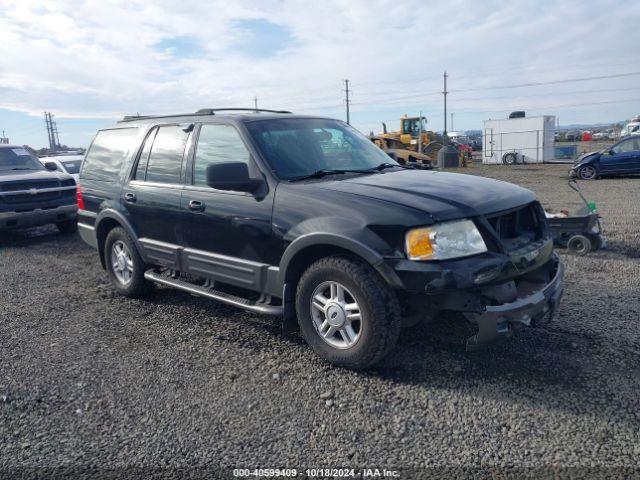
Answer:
123, 192, 136, 203
188, 200, 205, 212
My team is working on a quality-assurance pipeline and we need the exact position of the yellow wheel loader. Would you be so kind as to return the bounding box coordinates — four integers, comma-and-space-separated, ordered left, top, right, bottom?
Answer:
369, 115, 443, 169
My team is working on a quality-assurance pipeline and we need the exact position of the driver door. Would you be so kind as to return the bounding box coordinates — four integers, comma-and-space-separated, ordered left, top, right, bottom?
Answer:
179, 122, 277, 290
601, 137, 640, 173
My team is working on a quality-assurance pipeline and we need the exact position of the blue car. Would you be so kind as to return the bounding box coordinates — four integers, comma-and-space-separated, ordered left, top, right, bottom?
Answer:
571, 136, 640, 180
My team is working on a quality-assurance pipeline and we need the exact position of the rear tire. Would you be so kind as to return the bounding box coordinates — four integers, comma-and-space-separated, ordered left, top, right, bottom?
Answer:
296, 256, 401, 369
567, 234, 592, 256
104, 227, 152, 298
56, 220, 77, 234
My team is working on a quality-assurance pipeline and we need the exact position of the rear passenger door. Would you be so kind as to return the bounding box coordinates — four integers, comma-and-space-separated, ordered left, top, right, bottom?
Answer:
122, 124, 191, 254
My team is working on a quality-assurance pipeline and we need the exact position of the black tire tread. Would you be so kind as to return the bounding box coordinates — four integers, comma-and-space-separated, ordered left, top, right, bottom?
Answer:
296, 255, 401, 369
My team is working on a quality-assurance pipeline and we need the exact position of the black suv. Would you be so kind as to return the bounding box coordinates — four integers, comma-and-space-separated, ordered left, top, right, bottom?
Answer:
0, 145, 77, 233
78, 109, 563, 368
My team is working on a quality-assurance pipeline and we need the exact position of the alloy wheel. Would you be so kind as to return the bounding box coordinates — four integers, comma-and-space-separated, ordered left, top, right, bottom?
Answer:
310, 281, 362, 349
111, 240, 134, 285
579, 165, 597, 180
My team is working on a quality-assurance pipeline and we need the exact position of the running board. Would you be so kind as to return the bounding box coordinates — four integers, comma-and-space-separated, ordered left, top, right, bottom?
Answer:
144, 269, 283, 316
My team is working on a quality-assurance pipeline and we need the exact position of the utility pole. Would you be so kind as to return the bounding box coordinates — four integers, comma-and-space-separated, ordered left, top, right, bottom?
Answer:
442, 71, 448, 145
418, 110, 423, 154
43, 112, 60, 152
253, 96, 258, 112
343, 79, 351, 125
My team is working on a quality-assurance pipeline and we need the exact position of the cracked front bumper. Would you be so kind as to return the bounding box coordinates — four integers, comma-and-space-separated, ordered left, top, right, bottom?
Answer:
464, 254, 564, 350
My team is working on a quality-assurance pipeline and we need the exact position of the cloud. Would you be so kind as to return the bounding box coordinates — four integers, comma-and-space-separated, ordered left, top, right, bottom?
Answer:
0, 0, 638, 135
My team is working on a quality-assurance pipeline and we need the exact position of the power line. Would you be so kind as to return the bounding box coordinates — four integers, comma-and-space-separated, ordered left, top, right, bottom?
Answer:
330, 73, 640, 111
441, 97, 640, 116
450, 71, 640, 93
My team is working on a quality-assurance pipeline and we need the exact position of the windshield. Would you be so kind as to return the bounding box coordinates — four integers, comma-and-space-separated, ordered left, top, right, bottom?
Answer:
245, 118, 398, 180
0, 148, 45, 172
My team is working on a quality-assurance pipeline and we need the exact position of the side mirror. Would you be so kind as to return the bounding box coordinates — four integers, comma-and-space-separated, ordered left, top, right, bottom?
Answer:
44, 161, 58, 171
608, 149, 615, 156
206, 162, 263, 193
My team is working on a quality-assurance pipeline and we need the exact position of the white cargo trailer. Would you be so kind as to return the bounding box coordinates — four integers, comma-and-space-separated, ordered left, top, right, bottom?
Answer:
483, 115, 556, 164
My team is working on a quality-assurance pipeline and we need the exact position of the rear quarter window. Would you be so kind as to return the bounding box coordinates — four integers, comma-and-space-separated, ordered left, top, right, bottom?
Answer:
81, 128, 138, 181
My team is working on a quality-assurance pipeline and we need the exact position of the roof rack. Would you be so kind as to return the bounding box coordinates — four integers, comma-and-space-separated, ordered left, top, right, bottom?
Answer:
195, 108, 292, 115
120, 107, 292, 123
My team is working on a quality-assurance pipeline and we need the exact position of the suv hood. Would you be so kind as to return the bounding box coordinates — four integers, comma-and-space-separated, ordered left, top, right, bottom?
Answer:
0, 169, 73, 182
315, 169, 535, 221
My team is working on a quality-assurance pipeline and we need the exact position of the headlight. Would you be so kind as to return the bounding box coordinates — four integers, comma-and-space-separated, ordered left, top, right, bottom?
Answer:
405, 220, 487, 260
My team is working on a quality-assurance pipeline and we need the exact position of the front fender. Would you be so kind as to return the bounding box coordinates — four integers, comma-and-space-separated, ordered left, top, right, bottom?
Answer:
277, 230, 404, 289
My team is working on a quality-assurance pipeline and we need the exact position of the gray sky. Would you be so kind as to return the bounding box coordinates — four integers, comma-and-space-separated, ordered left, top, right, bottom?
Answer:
0, 0, 639, 148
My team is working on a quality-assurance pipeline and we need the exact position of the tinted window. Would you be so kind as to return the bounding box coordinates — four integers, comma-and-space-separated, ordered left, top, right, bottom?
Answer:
193, 124, 251, 187
134, 128, 158, 180
145, 126, 189, 184
82, 128, 138, 181
613, 138, 640, 153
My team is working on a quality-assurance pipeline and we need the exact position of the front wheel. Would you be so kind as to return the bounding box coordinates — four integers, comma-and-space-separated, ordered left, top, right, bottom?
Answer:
296, 256, 401, 369
577, 164, 597, 180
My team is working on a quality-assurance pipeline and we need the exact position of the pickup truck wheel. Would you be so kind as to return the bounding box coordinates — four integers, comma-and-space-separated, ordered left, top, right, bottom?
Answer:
296, 256, 401, 369
56, 219, 77, 234
104, 227, 152, 298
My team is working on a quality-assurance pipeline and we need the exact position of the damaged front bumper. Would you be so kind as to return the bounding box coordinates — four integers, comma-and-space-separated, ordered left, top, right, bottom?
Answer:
463, 254, 563, 350
387, 243, 564, 350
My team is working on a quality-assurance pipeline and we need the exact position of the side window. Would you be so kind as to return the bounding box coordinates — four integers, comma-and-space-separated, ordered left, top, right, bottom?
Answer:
193, 124, 251, 187
145, 125, 189, 184
134, 128, 158, 180
613, 139, 635, 154
82, 128, 138, 181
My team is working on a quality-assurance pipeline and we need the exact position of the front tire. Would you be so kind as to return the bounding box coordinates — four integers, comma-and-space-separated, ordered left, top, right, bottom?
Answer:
104, 227, 152, 298
577, 164, 597, 180
296, 256, 401, 369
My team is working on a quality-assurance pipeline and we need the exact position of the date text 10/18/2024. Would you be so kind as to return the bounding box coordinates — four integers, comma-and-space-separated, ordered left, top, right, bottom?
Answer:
233, 468, 401, 478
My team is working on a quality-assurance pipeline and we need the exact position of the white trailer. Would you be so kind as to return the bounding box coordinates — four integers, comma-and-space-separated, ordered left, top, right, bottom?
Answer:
483, 115, 556, 164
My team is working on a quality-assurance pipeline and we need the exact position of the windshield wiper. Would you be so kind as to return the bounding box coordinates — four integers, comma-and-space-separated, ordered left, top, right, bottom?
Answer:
11, 167, 32, 171
288, 168, 375, 182
371, 162, 413, 171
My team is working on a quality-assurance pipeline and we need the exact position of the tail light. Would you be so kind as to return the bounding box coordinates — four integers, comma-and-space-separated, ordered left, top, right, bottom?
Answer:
76, 184, 85, 210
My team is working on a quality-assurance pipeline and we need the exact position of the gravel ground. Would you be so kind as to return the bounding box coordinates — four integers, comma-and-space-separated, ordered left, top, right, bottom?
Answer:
1, 164, 639, 478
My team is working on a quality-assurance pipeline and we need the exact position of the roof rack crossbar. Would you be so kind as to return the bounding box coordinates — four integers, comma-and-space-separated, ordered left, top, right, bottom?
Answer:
195, 108, 292, 114
119, 108, 291, 123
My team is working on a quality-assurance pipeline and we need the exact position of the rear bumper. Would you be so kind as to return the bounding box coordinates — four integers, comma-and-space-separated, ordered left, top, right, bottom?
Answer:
0, 204, 77, 230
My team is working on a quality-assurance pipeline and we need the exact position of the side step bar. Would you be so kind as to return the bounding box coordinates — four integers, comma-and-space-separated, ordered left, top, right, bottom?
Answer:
144, 269, 283, 316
